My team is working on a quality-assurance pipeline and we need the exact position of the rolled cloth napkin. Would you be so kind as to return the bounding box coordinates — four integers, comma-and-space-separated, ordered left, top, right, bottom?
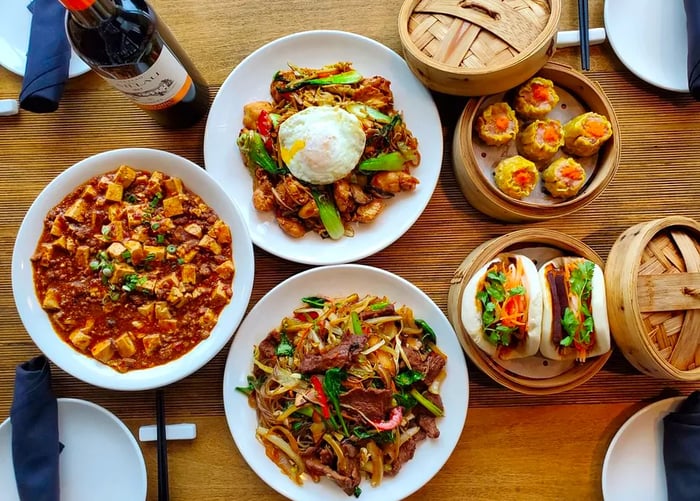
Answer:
18, 0, 71, 113
663, 391, 700, 501
10, 355, 60, 501
686, 0, 700, 99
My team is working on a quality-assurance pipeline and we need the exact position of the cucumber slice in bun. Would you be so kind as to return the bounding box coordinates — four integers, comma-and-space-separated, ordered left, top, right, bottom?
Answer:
538, 257, 611, 361
461, 253, 542, 360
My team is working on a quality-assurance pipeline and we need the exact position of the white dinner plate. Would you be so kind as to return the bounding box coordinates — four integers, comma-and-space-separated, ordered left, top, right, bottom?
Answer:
222, 264, 469, 501
0, 398, 147, 500
0, 0, 90, 78
602, 396, 685, 501
604, 0, 689, 93
203, 30, 443, 265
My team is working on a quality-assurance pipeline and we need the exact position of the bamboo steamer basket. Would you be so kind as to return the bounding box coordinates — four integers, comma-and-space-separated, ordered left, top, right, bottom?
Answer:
447, 228, 612, 395
398, 0, 561, 96
605, 216, 700, 381
452, 62, 620, 222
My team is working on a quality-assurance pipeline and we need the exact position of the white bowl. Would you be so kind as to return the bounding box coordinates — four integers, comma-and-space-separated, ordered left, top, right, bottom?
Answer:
12, 148, 255, 391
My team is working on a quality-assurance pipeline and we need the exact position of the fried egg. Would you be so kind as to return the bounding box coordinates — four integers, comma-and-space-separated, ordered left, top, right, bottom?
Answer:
278, 105, 366, 185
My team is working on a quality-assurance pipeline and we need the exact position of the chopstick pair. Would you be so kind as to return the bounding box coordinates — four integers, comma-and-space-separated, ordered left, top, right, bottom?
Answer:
578, 0, 590, 70
156, 388, 170, 501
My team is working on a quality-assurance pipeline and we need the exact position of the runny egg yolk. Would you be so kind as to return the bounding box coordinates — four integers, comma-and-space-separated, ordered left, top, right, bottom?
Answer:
277, 105, 366, 185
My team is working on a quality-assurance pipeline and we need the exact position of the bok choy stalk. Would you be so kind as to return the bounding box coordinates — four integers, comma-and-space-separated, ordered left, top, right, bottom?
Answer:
358, 146, 419, 174
237, 130, 287, 175
280, 70, 363, 92
311, 189, 345, 240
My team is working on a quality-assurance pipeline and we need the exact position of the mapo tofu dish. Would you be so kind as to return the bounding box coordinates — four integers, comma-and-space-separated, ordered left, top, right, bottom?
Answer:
31, 165, 235, 373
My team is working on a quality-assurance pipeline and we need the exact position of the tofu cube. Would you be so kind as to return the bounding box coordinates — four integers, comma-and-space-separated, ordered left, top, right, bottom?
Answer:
210, 281, 230, 306
138, 302, 154, 318
184, 223, 203, 238
106, 241, 128, 260
111, 220, 125, 241
112, 262, 135, 283
154, 301, 171, 320
76, 246, 90, 269
81, 185, 98, 200
162, 195, 184, 217
181, 264, 197, 284
114, 165, 137, 187
163, 176, 184, 195
142, 334, 162, 355
198, 235, 222, 255
210, 220, 232, 244
146, 171, 165, 195
114, 333, 137, 357
144, 245, 165, 262
91, 339, 116, 363
199, 309, 217, 332
64, 198, 87, 222
215, 260, 235, 280
50, 217, 67, 237
42, 288, 61, 310
69, 330, 92, 351
104, 182, 123, 202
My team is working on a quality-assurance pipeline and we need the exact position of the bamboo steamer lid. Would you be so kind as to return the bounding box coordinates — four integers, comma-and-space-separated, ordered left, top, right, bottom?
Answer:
398, 0, 561, 96
452, 62, 620, 222
605, 216, 700, 381
447, 228, 612, 395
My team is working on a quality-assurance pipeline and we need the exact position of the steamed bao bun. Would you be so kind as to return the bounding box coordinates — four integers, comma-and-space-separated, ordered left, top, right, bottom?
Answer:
278, 105, 366, 185
461, 253, 542, 360
538, 257, 611, 361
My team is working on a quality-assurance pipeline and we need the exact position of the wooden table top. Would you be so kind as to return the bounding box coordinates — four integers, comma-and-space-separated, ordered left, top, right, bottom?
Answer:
2, 1, 700, 500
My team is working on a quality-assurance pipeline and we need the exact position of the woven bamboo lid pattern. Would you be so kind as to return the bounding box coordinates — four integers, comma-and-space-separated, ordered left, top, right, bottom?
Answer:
398, 0, 561, 95
605, 216, 700, 380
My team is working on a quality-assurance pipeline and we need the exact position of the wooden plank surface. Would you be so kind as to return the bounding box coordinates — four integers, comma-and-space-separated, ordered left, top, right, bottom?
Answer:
1, 1, 699, 500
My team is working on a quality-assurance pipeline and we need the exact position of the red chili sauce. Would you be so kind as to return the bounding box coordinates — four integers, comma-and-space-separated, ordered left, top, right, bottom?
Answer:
31, 165, 235, 372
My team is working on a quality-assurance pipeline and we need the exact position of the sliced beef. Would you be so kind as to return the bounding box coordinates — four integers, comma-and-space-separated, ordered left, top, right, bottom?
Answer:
302, 442, 361, 495
404, 345, 447, 385
299, 333, 367, 374
413, 392, 444, 439
358, 304, 396, 320
387, 430, 427, 476
339, 387, 393, 422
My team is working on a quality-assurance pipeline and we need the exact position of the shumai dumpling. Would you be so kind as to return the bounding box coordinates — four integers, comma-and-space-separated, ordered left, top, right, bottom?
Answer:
513, 77, 560, 120
562, 112, 613, 157
494, 155, 539, 199
475, 102, 519, 146
542, 156, 586, 199
517, 119, 564, 162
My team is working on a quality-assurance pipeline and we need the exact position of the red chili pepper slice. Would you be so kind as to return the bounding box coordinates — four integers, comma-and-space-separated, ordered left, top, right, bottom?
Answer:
256, 110, 274, 151
310, 375, 331, 419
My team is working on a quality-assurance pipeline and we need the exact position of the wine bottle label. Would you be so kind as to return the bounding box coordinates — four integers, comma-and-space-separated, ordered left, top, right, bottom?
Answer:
103, 45, 192, 110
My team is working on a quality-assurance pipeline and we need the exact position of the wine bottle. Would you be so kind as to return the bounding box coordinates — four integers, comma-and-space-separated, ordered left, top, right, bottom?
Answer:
59, 0, 209, 129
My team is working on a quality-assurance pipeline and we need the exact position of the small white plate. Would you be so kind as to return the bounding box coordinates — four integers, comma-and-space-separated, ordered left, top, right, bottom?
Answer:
204, 30, 443, 265
604, 0, 689, 93
0, 398, 147, 501
222, 264, 469, 501
602, 397, 685, 501
0, 0, 90, 78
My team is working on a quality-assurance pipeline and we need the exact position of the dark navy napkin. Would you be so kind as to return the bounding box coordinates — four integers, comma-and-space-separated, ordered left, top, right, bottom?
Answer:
663, 391, 700, 501
18, 0, 71, 113
10, 355, 60, 501
685, 0, 700, 99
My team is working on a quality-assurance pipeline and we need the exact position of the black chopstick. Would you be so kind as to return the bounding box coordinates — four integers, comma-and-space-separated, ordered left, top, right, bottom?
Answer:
156, 388, 170, 501
578, 0, 590, 70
